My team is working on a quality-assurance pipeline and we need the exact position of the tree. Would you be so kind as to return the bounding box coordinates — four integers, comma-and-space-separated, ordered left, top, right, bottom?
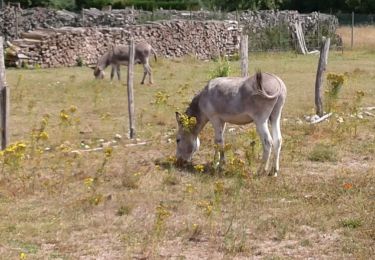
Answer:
8, 0, 75, 10
201, 0, 283, 11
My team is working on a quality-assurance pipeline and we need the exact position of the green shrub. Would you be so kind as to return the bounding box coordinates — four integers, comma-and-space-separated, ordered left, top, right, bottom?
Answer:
340, 218, 362, 229
209, 56, 231, 79
325, 73, 345, 112
308, 143, 337, 162
76, 56, 84, 67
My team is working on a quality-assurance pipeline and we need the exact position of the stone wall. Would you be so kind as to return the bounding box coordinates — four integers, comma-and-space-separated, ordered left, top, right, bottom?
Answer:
1, 6, 338, 48
1, 6, 339, 67
7, 20, 239, 68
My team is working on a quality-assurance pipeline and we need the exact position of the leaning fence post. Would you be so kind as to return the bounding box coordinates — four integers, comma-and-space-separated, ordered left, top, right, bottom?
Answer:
0, 37, 10, 149
240, 33, 249, 77
127, 38, 136, 139
315, 37, 331, 117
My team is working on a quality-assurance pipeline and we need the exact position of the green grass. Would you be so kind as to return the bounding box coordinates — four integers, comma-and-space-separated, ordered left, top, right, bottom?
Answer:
0, 50, 374, 259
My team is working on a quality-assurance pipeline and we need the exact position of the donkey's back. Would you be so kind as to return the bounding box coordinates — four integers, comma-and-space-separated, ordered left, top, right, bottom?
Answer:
112, 42, 157, 65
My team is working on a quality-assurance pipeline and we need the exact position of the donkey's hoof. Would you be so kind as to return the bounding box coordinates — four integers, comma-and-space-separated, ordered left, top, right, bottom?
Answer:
267, 166, 278, 177
270, 172, 278, 177
212, 161, 224, 172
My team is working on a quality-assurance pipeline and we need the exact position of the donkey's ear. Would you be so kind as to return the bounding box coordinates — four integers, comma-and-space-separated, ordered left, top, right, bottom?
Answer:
175, 112, 182, 123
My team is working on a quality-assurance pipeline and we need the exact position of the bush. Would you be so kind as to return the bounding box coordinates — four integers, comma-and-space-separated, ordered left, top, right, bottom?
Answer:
76, 56, 84, 67
308, 143, 337, 162
340, 218, 362, 229
209, 56, 231, 79
325, 73, 345, 112
113, 0, 200, 10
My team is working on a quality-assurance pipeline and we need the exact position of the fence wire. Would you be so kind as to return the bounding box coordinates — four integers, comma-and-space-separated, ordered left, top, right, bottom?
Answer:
336, 13, 375, 26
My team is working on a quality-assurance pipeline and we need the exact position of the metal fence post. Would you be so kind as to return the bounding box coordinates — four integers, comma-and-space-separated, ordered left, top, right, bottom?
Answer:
351, 11, 354, 49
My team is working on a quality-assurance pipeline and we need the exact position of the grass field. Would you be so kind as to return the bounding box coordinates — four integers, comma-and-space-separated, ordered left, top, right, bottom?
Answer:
0, 49, 374, 259
336, 25, 375, 50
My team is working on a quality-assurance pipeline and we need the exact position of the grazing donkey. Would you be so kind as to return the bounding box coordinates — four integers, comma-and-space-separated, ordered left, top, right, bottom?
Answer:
93, 42, 157, 84
175, 71, 287, 177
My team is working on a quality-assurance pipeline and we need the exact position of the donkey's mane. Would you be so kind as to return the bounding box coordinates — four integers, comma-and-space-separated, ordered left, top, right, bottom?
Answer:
186, 91, 202, 118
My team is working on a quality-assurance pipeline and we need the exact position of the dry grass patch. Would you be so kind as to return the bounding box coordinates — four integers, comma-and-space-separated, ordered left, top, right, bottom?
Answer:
337, 25, 375, 50
0, 52, 374, 259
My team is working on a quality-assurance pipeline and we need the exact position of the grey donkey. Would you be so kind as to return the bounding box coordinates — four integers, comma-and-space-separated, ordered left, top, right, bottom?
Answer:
93, 42, 157, 84
175, 71, 287, 177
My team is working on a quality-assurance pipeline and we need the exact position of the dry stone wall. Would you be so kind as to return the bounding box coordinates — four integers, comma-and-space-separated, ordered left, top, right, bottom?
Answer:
7, 20, 239, 68
1, 6, 339, 67
1, 6, 338, 45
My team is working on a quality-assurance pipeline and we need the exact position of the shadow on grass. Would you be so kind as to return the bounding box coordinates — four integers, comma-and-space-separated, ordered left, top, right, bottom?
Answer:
154, 157, 218, 175
154, 157, 260, 179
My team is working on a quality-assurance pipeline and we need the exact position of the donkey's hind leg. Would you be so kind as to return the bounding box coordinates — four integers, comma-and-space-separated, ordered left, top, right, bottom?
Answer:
270, 109, 283, 177
141, 61, 153, 84
141, 63, 147, 84
256, 120, 273, 176
146, 63, 153, 84
211, 118, 226, 168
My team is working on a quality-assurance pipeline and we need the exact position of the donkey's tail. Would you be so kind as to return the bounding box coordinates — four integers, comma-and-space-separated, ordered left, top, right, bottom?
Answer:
255, 70, 280, 99
151, 47, 157, 62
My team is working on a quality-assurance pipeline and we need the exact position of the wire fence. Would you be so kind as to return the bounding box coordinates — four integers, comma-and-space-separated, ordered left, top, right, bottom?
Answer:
336, 13, 375, 26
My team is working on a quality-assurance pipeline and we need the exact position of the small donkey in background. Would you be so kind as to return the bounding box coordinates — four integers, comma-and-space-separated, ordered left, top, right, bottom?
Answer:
92, 42, 157, 84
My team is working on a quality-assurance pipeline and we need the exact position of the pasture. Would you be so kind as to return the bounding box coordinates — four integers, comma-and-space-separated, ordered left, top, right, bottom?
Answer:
0, 48, 374, 259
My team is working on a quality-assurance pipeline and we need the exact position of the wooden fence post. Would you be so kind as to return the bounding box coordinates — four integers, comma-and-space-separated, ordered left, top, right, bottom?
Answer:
240, 33, 249, 77
0, 37, 10, 149
127, 38, 136, 139
315, 37, 331, 117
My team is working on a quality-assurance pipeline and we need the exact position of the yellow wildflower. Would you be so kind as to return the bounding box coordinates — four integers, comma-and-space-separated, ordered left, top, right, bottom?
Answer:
104, 147, 113, 157
38, 131, 49, 140
178, 113, 197, 132
327, 73, 345, 87
69, 105, 77, 113
20, 252, 27, 260
194, 164, 205, 173
156, 204, 171, 222
214, 181, 224, 195
84, 177, 94, 189
60, 110, 69, 121
185, 183, 196, 194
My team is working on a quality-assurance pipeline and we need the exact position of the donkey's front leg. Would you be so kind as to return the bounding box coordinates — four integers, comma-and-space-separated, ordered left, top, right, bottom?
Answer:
116, 64, 121, 81
110, 65, 115, 81
212, 118, 226, 168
